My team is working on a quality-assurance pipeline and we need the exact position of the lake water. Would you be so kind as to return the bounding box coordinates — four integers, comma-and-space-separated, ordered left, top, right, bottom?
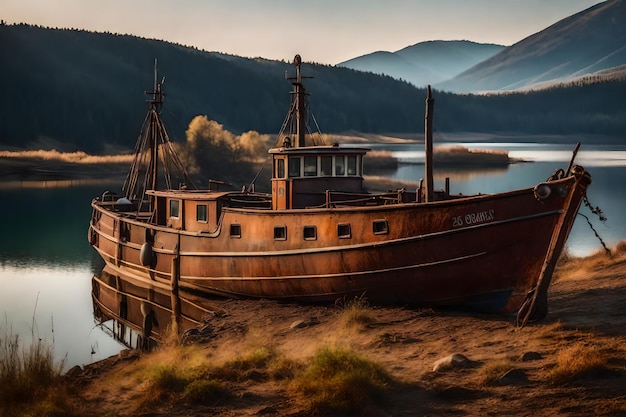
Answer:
0, 180, 126, 369
1, 142, 624, 370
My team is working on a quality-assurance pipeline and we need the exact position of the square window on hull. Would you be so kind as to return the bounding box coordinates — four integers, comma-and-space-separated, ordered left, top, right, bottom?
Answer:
304, 225, 317, 240
274, 225, 287, 240
230, 224, 241, 238
337, 223, 351, 239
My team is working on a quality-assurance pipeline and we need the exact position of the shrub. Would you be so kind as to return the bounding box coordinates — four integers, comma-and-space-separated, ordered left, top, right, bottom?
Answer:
211, 346, 298, 382
293, 346, 392, 415
182, 379, 225, 404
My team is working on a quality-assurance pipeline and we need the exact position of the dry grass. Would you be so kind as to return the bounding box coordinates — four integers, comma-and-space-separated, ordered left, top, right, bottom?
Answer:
364, 150, 398, 172
337, 295, 376, 329
0, 149, 133, 164
549, 344, 611, 384
0, 331, 72, 417
477, 359, 516, 386
82, 337, 395, 416
435, 145, 508, 156
434, 145, 510, 165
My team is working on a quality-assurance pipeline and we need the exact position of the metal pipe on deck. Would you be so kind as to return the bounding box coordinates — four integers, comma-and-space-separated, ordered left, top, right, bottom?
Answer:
424, 86, 434, 202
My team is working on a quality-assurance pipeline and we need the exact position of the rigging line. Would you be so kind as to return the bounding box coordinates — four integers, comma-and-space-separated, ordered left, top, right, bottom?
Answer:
276, 98, 298, 145
249, 153, 272, 189
578, 212, 611, 256
583, 193, 607, 222
156, 117, 195, 189
124, 111, 152, 195
310, 111, 325, 145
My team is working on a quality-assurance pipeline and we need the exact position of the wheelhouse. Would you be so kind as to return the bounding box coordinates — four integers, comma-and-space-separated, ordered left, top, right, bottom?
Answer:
269, 145, 368, 209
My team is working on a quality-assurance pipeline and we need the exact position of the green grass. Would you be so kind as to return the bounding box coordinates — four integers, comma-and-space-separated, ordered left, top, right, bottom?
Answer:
211, 346, 299, 382
293, 346, 393, 415
182, 379, 226, 404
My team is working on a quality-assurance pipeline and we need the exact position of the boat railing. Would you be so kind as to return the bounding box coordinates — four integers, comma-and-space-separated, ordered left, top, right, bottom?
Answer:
225, 193, 273, 209
321, 189, 417, 208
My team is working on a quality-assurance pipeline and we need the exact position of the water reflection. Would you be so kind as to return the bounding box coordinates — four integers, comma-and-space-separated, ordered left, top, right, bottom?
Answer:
92, 267, 219, 349
0, 178, 119, 190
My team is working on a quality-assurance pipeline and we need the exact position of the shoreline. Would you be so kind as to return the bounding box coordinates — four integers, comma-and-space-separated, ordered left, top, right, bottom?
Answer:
62, 244, 626, 416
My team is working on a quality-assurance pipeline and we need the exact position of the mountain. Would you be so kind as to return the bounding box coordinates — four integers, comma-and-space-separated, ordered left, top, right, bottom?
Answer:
338, 41, 504, 87
438, 0, 626, 93
0, 24, 422, 153
1, 23, 626, 153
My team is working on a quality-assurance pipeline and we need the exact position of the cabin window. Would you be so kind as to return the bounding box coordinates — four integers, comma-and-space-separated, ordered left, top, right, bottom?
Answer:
230, 224, 241, 238
335, 156, 345, 176
170, 199, 180, 218
303, 225, 317, 240
275, 158, 285, 178
288, 157, 301, 177
337, 223, 351, 239
304, 156, 317, 176
347, 155, 357, 176
320, 156, 332, 176
274, 225, 287, 240
197, 204, 208, 223
373, 219, 389, 235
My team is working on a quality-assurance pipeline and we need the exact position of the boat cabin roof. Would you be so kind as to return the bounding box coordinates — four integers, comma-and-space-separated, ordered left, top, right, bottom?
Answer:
146, 189, 232, 201
269, 145, 369, 156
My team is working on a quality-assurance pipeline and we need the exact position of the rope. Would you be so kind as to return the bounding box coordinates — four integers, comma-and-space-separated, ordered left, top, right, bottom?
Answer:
583, 193, 607, 221
578, 191, 611, 256
578, 212, 611, 257
248, 153, 271, 191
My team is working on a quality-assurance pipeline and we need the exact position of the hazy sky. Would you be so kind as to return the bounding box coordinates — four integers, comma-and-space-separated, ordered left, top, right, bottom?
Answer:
3, 0, 605, 64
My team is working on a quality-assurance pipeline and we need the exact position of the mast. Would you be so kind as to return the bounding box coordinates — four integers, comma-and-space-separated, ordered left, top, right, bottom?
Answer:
148, 65, 163, 195
276, 55, 323, 149
123, 62, 195, 210
424, 85, 434, 202
293, 54, 306, 147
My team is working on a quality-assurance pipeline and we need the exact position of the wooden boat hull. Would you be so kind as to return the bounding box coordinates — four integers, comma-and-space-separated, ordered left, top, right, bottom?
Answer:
89, 167, 590, 315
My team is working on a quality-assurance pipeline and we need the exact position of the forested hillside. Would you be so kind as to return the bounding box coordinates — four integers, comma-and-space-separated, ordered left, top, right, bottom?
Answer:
1, 24, 625, 154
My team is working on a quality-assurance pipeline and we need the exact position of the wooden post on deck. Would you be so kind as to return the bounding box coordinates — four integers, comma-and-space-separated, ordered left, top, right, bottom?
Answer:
170, 254, 181, 333
424, 86, 434, 202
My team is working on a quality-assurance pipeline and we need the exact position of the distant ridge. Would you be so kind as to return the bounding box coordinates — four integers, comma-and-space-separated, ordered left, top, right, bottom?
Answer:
338, 40, 504, 87
1, 20, 626, 152
438, 0, 626, 92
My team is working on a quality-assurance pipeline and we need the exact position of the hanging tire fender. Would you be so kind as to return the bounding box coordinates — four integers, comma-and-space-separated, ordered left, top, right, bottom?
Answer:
140, 242, 153, 267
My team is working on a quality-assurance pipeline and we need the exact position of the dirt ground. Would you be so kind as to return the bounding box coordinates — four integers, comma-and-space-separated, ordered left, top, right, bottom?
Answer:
68, 244, 626, 417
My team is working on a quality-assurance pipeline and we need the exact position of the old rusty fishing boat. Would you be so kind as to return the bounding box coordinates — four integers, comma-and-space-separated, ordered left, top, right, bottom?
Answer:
89, 55, 592, 326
